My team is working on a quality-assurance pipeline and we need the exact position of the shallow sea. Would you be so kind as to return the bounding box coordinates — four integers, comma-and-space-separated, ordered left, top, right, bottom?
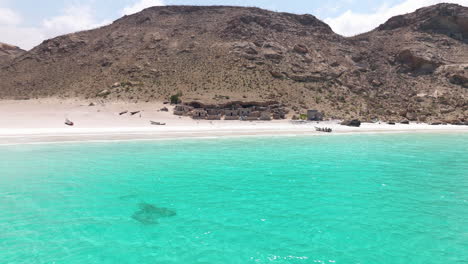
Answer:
0, 133, 467, 263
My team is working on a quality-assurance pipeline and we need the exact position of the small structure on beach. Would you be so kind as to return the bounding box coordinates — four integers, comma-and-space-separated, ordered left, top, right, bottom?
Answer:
239, 108, 252, 117
307, 110, 324, 121
172, 101, 287, 121
225, 110, 240, 120
174, 105, 193, 116
191, 109, 208, 119
260, 111, 272, 121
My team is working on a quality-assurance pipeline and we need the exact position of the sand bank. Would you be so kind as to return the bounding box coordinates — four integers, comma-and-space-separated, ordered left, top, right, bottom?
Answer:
0, 99, 466, 144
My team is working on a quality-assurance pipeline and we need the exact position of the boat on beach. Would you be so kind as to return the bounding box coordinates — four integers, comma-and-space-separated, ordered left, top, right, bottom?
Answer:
315, 126, 332, 133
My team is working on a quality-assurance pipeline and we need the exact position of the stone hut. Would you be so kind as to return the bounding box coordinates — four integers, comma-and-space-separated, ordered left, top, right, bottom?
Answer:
206, 108, 223, 120
224, 109, 240, 120
307, 110, 324, 121
192, 109, 208, 119
260, 111, 272, 121
206, 108, 224, 116
249, 111, 261, 118
173, 101, 288, 121
239, 108, 252, 117
245, 111, 261, 121
207, 115, 222, 120
206, 109, 222, 120
174, 105, 193, 116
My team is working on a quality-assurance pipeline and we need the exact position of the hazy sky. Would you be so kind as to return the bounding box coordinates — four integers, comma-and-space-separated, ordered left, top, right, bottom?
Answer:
1, 0, 467, 50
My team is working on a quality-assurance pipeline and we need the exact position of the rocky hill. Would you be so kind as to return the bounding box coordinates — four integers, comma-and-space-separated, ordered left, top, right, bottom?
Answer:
0, 42, 25, 65
0, 4, 466, 122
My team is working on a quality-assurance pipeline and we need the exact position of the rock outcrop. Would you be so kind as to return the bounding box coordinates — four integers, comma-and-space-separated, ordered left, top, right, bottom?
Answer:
341, 120, 361, 127
378, 3, 468, 43
396, 49, 441, 75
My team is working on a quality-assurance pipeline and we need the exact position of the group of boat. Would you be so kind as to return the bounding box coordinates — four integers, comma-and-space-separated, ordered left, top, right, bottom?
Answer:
315, 127, 333, 133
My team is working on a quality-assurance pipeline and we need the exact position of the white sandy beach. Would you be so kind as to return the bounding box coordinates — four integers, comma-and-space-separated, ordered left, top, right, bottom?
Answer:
0, 98, 467, 144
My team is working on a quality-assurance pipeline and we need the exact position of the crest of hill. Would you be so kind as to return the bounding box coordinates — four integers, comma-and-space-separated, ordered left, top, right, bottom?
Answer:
115, 5, 335, 35
377, 3, 468, 43
0, 4, 466, 123
0, 42, 25, 65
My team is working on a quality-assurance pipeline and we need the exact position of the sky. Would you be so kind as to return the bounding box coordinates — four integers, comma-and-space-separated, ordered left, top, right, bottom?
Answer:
1, 0, 467, 50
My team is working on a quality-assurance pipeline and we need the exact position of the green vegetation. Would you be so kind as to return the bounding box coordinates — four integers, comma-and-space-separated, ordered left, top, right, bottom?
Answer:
299, 114, 307, 120
170, 92, 183, 104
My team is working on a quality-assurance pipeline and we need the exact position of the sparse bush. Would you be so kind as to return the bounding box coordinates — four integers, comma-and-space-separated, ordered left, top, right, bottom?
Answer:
170, 92, 183, 104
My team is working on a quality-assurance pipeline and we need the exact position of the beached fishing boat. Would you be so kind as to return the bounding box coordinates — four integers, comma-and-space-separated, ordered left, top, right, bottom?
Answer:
151, 121, 166, 126
64, 118, 74, 126
315, 127, 332, 133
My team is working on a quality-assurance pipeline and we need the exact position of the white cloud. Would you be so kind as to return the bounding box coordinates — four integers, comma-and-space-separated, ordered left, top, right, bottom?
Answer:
42, 5, 110, 38
0, 7, 21, 25
0, 26, 43, 49
326, 0, 468, 36
121, 0, 165, 16
0, 5, 110, 50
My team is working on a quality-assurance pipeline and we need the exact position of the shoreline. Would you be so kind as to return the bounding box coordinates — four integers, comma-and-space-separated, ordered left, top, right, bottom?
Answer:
1, 126, 467, 145
0, 98, 467, 145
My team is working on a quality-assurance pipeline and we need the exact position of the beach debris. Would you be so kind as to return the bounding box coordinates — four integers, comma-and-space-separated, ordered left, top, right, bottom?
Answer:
341, 119, 361, 127
130, 111, 141, 116
64, 118, 74, 126
150, 121, 166, 125
400, 120, 410, 124
97, 89, 111, 97
315, 127, 332, 133
160, 107, 169, 112
88, 102, 95, 106
388, 121, 396, 125
119, 110, 128, 115
132, 203, 176, 225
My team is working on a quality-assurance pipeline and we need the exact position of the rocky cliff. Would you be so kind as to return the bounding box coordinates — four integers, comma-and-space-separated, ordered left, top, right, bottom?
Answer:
0, 4, 466, 122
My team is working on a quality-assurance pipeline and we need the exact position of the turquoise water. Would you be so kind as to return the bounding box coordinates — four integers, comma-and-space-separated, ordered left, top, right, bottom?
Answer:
0, 133, 467, 264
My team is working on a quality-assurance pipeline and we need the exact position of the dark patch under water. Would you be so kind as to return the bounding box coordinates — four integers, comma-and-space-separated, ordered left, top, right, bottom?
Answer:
131, 203, 176, 225
119, 194, 138, 200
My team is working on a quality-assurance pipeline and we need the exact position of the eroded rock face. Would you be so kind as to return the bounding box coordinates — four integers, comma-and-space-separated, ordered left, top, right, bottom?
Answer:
287, 73, 325, 82
269, 71, 284, 78
263, 49, 284, 60
341, 120, 361, 127
396, 49, 441, 75
293, 44, 308, 54
378, 3, 468, 43
420, 16, 468, 42
419, 6, 468, 43
449, 74, 468, 88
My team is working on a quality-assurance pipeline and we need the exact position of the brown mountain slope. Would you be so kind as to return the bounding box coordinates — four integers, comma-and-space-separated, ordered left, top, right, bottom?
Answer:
348, 3, 468, 122
0, 4, 467, 122
0, 42, 25, 65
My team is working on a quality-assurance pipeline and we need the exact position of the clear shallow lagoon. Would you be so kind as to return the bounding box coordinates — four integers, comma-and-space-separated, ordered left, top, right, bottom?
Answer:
1, 133, 467, 264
